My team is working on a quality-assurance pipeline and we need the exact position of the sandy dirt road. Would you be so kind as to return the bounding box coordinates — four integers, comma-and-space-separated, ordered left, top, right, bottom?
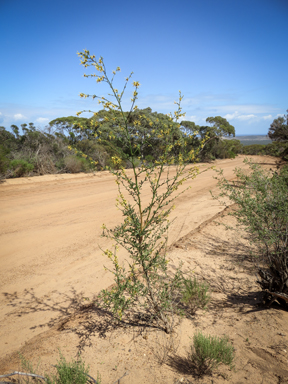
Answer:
0, 155, 278, 360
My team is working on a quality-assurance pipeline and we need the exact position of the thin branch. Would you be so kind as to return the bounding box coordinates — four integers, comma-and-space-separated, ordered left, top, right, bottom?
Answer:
111, 371, 129, 384
0, 372, 47, 381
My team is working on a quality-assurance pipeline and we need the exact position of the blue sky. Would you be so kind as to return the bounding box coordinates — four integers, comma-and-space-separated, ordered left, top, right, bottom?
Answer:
0, 0, 287, 135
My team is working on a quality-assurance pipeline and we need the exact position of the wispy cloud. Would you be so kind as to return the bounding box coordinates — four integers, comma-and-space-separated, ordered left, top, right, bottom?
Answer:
237, 114, 257, 120
36, 117, 49, 124
218, 104, 279, 114
223, 110, 278, 123
183, 115, 197, 121
224, 112, 258, 121
133, 92, 238, 112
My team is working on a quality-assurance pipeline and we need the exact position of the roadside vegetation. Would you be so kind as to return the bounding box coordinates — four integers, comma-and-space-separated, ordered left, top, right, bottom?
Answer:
215, 160, 288, 307
0, 112, 238, 180
0, 352, 102, 384
1, 107, 287, 180
1, 112, 287, 180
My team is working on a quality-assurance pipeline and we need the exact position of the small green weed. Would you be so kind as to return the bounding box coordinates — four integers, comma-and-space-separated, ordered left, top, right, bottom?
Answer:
181, 277, 210, 314
19, 353, 40, 384
15, 352, 101, 384
19, 353, 38, 374
189, 332, 234, 376
46, 353, 91, 384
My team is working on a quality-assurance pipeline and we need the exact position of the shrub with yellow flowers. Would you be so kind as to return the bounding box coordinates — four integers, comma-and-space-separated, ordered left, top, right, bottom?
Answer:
77, 49, 209, 333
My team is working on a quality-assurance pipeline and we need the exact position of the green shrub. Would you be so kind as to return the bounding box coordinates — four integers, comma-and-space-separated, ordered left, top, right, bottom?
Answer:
55, 158, 65, 170
19, 353, 39, 377
212, 139, 241, 159
17, 352, 101, 384
0, 145, 10, 175
279, 164, 288, 183
189, 332, 234, 376
46, 354, 91, 384
181, 277, 210, 314
145, 154, 155, 165
242, 143, 266, 155
215, 160, 288, 305
64, 155, 82, 173
64, 155, 91, 173
10, 159, 34, 177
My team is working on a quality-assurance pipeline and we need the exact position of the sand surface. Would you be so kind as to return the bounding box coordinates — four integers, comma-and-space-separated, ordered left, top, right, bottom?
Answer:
1, 155, 288, 383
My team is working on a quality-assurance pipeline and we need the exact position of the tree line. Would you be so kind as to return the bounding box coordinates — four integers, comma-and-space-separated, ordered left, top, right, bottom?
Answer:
0, 108, 287, 179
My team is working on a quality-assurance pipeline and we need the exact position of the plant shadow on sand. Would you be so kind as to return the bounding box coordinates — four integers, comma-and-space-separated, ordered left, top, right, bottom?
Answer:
200, 233, 255, 268
167, 354, 222, 382
3, 288, 117, 351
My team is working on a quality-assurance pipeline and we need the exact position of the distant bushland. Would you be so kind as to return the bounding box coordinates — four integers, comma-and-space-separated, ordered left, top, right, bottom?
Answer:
0, 111, 237, 179
1, 109, 287, 179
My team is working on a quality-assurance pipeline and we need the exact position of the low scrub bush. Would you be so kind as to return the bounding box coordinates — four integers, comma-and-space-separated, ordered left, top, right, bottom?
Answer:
2, 353, 102, 384
181, 277, 210, 314
46, 354, 91, 384
215, 160, 288, 306
188, 332, 234, 376
10, 159, 34, 177
0, 145, 10, 175
64, 155, 90, 173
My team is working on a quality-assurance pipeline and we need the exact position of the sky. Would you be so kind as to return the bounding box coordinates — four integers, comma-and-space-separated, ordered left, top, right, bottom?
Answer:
0, 0, 288, 135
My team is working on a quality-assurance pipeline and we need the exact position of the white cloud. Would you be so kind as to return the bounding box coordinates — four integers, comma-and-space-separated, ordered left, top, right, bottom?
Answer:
14, 113, 26, 120
224, 112, 239, 120
224, 111, 257, 121
263, 115, 273, 120
237, 114, 257, 120
36, 117, 49, 124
